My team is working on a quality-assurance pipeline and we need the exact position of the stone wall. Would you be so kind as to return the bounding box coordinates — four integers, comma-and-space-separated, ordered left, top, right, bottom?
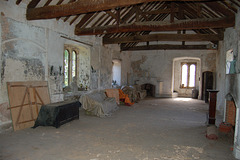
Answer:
0, 0, 130, 132
216, 9, 240, 114
215, 9, 240, 159
129, 50, 216, 98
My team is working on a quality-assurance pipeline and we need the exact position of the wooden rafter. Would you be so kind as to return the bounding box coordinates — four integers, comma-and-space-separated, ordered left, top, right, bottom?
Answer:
75, 17, 235, 35
205, 1, 235, 17
44, 0, 52, 7
70, 15, 80, 25
75, 13, 95, 28
103, 33, 223, 44
26, 0, 212, 20
121, 44, 217, 51
27, 0, 159, 20
28, 0, 41, 8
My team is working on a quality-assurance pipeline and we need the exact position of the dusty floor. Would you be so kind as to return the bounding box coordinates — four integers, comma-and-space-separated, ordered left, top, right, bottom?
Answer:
0, 98, 236, 160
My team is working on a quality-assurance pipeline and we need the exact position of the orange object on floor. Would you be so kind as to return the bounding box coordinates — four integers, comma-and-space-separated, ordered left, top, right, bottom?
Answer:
219, 122, 232, 133
118, 89, 134, 106
105, 89, 120, 104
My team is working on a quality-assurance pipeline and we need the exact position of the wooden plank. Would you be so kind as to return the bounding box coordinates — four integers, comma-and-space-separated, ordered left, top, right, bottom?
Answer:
44, 0, 53, 6
7, 81, 50, 131
70, 15, 80, 25
121, 44, 217, 51
26, 0, 157, 20
56, 0, 76, 21
205, 1, 236, 17
33, 88, 39, 115
27, 0, 41, 8
75, 17, 235, 35
26, 0, 210, 20
8, 102, 43, 109
75, 13, 95, 29
103, 33, 223, 44
142, 8, 179, 15
170, 2, 175, 23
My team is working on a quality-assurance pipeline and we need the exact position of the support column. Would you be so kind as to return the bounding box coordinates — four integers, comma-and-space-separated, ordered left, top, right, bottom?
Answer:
208, 90, 219, 125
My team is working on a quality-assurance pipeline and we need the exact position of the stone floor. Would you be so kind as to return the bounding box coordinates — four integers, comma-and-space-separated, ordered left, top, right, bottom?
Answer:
0, 98, 236, 160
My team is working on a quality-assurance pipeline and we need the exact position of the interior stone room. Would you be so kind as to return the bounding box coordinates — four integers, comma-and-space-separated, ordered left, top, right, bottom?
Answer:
1, 0, 240, 159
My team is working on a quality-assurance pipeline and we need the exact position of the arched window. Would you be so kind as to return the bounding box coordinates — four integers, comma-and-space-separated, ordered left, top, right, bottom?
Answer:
189, 64, 196, 87
181, 63, 196, 88
63, 47, 78, 87
64, 49, 69, 86
72, 50, 77, 80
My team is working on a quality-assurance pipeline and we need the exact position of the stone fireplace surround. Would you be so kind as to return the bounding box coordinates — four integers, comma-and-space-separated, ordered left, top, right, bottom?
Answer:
225, 74, 240, 158
135, 77, 178, 98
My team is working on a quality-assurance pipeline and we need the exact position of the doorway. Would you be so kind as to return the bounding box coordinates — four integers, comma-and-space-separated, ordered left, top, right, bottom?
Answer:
112, 59, 121, 86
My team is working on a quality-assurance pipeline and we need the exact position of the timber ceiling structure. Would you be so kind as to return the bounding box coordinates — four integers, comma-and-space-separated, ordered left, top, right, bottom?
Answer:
14, 0, 240, 51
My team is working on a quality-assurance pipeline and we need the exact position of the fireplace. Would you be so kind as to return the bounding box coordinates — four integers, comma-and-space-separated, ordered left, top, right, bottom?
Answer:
225, 74, 240, 158
141, 83, 155, 97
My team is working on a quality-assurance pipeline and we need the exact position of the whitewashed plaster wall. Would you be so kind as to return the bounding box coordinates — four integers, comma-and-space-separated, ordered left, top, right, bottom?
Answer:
129, 49, 217, 97
215, 9, 240, 159
216, 9, 240, 114
0, 0, 130, 131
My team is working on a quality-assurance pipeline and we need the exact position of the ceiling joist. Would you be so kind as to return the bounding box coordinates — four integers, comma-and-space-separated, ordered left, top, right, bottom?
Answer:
27, 0, 159, 20
26, 0, 213, 20
121, 44, 217, 51
75, 17, 235, 35
22, 0, 239, 51
103, 33, 224, 44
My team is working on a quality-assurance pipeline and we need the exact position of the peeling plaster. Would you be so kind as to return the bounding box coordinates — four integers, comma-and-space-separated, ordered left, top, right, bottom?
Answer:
131, 55, 147, 77
0, 1, 131, 130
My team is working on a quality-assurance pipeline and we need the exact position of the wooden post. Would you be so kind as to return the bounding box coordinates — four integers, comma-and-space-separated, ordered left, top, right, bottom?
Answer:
208, 90, 219, 125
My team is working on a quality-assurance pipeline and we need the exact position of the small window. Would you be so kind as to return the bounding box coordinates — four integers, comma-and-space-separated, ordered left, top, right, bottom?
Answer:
181, 63, 196, 88
72, 50, 77, 79
63, 48, 78, 87
64, 49, 69, 87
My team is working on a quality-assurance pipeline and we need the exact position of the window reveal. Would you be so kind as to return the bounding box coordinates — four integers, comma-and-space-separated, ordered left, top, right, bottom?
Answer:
181, 63, 196, 88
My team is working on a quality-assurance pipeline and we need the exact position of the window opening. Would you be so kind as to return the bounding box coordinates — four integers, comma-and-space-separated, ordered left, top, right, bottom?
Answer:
64, 49, 69, 87
112, 60, 121, 86
181, 63, 196, 88
189, 64, 196, 87
181, 64, 188, 88
63, 47, 78, 87
72, 50, 77, 79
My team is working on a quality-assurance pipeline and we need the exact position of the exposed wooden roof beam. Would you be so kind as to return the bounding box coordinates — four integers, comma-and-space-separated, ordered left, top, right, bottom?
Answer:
142, 8, 178, 15
44, 0, 53, 7
26, 0, 212, 20
27, 0, 158, 20
103, 33, 223, 44
75, 17, 235, 35
205, 1, 236, 17
75, 13, 95, 28
70, 15, 80, 25
121, 44, 217, 51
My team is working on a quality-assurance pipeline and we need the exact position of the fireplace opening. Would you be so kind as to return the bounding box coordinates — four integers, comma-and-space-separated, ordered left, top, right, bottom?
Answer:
141, 83, 155, 97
